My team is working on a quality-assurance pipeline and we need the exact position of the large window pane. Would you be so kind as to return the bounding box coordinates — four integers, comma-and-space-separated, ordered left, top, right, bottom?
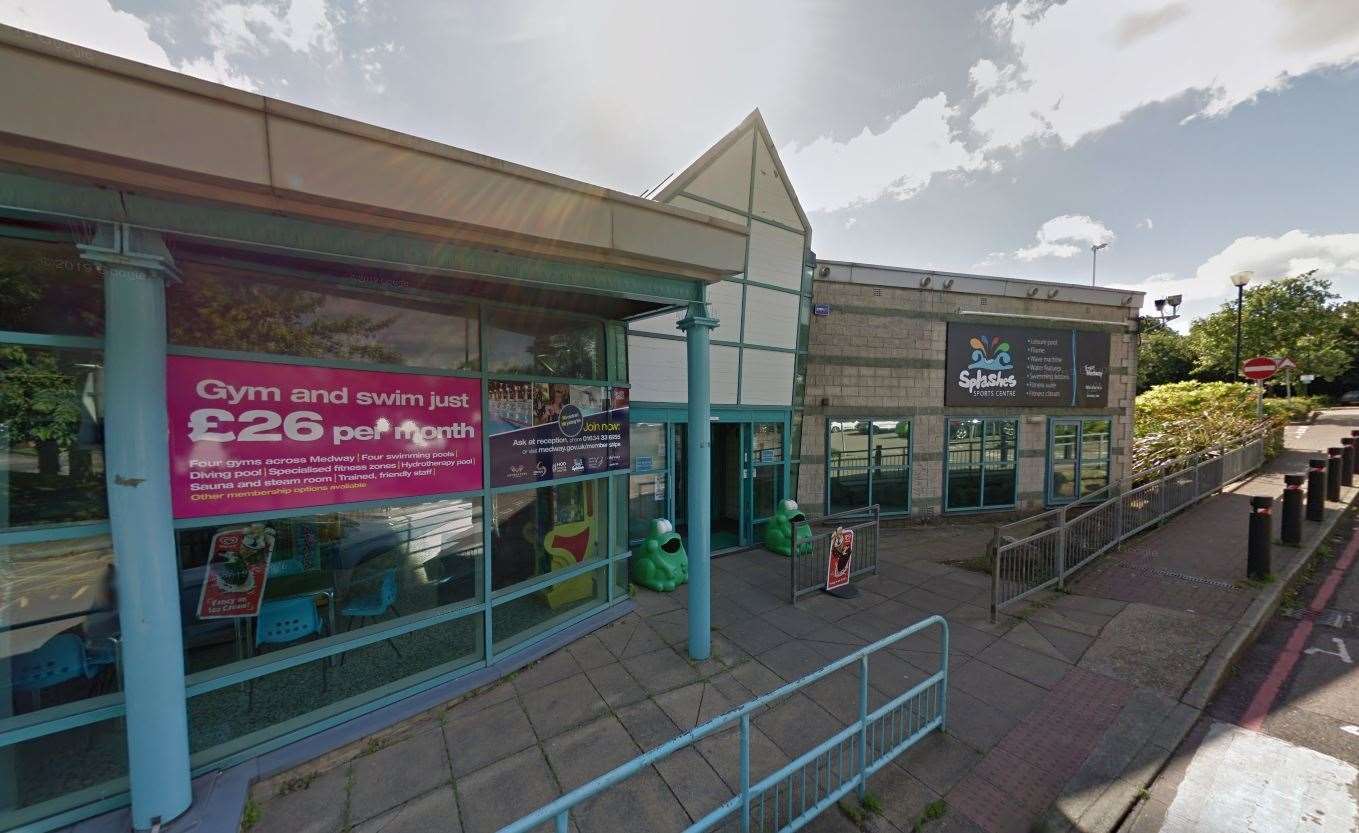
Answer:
187, 613, 481, 764
1082, 419, 1112, 461
2, 534, 119, 719
947, 419, 1016, 511
167, 262, 479, 370
492, 566, 607, 652
174, 498, 482, 675
0, 234, 104, 337
982, 464, 1017, 507
752, 466, 781, 520
1, 346, 107, 529
829, 469, 870, 513
946, 467, 982, 511
947, 419, 983, 468
630, 423, 667, 472
870, 421, 909, 468
487, 309, 603, 379
491, 480, 605, 593
983, 419, 1016, 463
628, 473, 667, 542
753, 423, 784, 463
0, 714, 127, 829
873, 467, 910, 513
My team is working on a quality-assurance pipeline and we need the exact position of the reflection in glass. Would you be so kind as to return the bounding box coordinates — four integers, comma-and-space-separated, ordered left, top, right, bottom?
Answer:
630, 423, 666, 472
487, 309, 603, 379
492, 566, 606, 651
187, 614, 481, 763
1, 346, 107, 528
492, 480, 604, 593
629, 473, 667, 542
752, 423, 784, 463
752, 466, 780, 520
174, 498, 483, 675
0, 715, 128, 828
946, 419, 1017, 511
0, 234, 104, 336
830, 419, 911, 513
167, 262, 479, 370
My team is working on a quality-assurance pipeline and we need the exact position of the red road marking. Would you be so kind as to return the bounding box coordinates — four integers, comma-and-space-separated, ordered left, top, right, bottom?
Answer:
1240, 527, 1359, 731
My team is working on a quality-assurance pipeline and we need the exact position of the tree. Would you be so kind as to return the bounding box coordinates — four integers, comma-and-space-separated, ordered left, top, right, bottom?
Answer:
1186, 271, 1354, 383
1137, 319, 1196, 392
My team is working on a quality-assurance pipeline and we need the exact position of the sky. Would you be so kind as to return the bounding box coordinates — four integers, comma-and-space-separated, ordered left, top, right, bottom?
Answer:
3, 0, 1358, 330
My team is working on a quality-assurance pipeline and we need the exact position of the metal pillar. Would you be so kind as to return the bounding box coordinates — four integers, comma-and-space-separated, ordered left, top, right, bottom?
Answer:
678, 302, 718, 661
80, 224, 192, 829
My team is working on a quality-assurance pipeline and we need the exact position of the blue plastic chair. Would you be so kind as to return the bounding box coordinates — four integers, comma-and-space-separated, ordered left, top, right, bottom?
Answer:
12, 633, 91, 693
255, 597, 325, 648
340, 569, 402, 658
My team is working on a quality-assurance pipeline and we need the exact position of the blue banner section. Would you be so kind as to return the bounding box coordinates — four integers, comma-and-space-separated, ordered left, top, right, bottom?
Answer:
488, 381, 629, 487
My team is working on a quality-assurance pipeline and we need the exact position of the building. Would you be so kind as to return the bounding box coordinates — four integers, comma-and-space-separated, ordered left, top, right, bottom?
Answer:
0, 26, 741, 832
0, 27, 1141, 833
794, 262, 1142, 519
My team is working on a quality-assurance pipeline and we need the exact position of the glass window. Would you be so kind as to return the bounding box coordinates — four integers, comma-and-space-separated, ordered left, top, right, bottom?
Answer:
753, 423, 784, 463
492, 565, 607, 652
1, 345, 107, 528
173, 497, 483, 675
487, 309, 603, 379
0, 234, 104, 337
187, 612, 481, 764
631, 423, 666, 472
491, 480, 605, 593
1, 716, 128, 829
946, 418, 1017, 511
1048, 418, 1111, 504
166, 261, 479, 370
828, 419, 910, 514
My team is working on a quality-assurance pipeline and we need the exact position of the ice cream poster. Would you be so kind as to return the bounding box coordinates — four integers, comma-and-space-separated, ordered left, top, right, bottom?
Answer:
196, 524, 277, 619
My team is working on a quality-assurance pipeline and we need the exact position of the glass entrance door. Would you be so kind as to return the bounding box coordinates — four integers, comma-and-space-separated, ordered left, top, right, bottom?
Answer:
671, 418, 787, 554
1047, 418, 1113, 504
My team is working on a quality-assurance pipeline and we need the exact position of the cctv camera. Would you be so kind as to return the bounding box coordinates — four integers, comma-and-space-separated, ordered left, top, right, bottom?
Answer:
1166, 294, 1182, 307
1154, 299, 1166, 311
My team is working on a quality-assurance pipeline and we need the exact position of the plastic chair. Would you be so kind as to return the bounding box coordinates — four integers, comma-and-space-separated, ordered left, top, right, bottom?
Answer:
340, 569, 402, 658
13, 633, 90, 689
255, 597, 325, 648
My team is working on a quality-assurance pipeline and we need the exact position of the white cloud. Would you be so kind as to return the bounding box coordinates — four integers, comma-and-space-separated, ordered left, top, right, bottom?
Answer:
781, 93, 989, 213
208, 0, 336, 55
970, 0, 1359, 152
843, 217, 857, 230
0, 0, 258, 89
1139, 217, 1154, 230
1014, 214, 1114, 261
1111, 230, 1359, 324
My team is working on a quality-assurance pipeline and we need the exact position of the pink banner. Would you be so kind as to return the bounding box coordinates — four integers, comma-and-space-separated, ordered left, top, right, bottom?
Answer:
167, 356, 483, 519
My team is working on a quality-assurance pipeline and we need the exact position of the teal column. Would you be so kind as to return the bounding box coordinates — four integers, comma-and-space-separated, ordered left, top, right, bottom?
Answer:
678, 302, 718, 661
80, 225, 192, 830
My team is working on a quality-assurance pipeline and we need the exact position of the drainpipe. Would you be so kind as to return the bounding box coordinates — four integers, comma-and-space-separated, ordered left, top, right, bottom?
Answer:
678, 301, 718, 661
80, 224, 192, 830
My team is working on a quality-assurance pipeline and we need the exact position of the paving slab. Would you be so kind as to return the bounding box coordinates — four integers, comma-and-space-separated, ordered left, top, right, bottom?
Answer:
250, 766, 349, 833
1078, 604, 1231, 698
443, 697, 537, 777
349, 730, 451, 824
350, 786, 460, 833
456, 746, 560, 833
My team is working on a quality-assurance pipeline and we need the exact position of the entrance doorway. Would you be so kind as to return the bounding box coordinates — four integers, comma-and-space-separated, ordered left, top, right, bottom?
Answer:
671, 419, 786, 553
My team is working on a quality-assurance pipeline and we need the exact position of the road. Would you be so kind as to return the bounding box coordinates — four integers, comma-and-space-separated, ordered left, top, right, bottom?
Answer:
1121, 407, 1359, 833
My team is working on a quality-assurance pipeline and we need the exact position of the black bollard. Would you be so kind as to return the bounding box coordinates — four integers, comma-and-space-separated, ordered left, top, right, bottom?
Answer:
1248, 495, 1272, 580
1307, 458, 1327, 521
1342, 438, 1356, 488
1352, 430, 1359, 474
1281, 474, 1304, 546
1327, 447, 1343, 502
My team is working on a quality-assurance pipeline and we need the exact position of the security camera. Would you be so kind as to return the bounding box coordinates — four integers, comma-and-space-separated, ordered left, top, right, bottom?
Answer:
1154, 298, 1166, 312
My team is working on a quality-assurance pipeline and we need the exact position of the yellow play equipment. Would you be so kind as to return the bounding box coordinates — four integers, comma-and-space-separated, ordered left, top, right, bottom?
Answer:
541, 482, 599, 608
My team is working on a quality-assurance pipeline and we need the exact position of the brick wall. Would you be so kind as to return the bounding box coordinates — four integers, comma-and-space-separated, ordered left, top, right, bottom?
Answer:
796, 279, 1138, 519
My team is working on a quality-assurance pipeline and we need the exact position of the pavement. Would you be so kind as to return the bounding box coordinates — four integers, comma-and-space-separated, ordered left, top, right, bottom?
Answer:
239, 409, 1359, 833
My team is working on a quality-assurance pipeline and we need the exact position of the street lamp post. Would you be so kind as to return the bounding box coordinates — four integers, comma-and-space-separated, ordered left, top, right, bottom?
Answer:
1091, 242, 1109, 285
1230, 270, 1253, 378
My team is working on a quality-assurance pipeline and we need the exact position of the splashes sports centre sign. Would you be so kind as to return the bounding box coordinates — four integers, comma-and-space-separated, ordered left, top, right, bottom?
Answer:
944, 324, 1110, 408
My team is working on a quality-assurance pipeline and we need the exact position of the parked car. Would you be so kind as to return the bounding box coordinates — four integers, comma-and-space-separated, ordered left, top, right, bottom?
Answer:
1341, 390, 1359, 406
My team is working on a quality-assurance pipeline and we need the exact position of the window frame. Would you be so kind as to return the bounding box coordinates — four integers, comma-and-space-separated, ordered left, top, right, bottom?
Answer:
943, 417, 1019, 513
825, 418, 913, 516
1045, 417, 1113, 506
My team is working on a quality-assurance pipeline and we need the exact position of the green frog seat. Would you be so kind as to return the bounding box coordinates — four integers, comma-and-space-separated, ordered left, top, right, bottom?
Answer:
631, 519, 688, 592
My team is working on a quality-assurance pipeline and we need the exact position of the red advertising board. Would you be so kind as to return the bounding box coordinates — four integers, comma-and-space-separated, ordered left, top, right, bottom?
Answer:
826, 527, 854, 591
196, 525, 276, 619
1241, 356, 1278, 381
167, 356, 483, 519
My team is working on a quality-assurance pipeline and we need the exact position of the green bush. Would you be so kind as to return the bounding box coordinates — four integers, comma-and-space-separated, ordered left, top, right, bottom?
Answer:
1134, 382, 1284, 470
1262, 395, 1323, 424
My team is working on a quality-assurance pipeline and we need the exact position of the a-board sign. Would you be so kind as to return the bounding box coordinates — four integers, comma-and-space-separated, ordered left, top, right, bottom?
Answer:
944, 324, 1110, 408
826, 527, 855, 591
196, 525, 276, 619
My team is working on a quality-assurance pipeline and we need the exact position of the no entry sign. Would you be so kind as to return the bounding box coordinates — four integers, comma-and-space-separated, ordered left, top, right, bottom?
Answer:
1241, 356, 1278, 381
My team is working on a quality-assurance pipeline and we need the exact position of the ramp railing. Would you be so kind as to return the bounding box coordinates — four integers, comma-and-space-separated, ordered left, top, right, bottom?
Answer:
496, 615, 948, 833
990, 423, 1271, 621
790, 505, 881, 603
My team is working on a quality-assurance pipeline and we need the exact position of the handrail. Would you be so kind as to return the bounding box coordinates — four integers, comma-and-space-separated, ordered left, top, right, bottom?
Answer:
990, 423, 1272, 621
497, 615, 949, 833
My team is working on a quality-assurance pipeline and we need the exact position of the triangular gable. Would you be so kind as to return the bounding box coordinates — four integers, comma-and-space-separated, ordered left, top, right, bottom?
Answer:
652, 110, 812, 241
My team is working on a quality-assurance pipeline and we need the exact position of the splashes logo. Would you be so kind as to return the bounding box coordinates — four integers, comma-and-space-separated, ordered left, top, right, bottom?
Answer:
958, 333, 1018, 395
967, 335, 1013, 371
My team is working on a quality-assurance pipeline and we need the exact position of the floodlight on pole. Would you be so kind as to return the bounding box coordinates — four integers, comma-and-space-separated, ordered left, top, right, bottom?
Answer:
1090, 242, 1109, 285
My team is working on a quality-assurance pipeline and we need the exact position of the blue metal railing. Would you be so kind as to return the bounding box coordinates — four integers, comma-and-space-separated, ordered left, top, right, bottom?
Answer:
497, 615, 949, 833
